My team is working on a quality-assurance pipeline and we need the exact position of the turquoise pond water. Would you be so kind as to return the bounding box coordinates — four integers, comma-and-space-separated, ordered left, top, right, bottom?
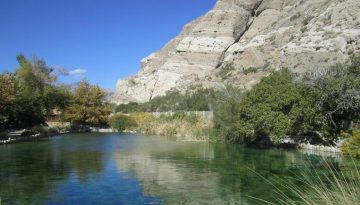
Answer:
0, 133, 356, 205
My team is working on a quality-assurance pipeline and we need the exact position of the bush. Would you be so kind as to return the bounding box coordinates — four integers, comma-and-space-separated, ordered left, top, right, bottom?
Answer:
130, 112, 156, 133
173, 111, 187, 120
218, 64, 235, 80
51, 124, 71, 133
108, 114, 137, 131
213, 87, 247, 143
214, 56, 360, 147
342, 130, 360, 158
243, 67, 258, 75
304, 55, 360, 140
215, 69, 324, 145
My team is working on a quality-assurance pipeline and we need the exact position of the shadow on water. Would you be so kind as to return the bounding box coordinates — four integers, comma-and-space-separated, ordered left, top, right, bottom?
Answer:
0, 133, 357, 204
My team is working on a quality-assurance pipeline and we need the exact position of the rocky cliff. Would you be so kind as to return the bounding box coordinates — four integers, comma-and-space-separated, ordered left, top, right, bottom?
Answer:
112, 0, 360, 104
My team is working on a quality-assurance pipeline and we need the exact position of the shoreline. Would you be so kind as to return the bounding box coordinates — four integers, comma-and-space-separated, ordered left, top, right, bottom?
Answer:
0, 130, 344, 157
0, 127, 117, 146
0, 131, 70, 145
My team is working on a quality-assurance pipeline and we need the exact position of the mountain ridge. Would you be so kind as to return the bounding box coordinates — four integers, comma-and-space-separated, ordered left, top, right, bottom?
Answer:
112, 0, 360, 104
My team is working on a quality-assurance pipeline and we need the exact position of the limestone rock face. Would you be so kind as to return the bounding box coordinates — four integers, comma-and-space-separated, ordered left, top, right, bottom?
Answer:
112, 0, 360, 104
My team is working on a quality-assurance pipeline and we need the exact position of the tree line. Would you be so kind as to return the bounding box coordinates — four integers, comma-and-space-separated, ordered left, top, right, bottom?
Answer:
0, 54, 110, 133
1, 54, 359, 157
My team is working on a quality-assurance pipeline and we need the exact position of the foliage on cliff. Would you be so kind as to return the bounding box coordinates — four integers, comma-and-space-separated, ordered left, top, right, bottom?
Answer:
116, 88, 217, 113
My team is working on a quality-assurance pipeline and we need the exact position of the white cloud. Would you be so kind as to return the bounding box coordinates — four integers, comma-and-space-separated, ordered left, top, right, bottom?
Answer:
69, 68, 87, 76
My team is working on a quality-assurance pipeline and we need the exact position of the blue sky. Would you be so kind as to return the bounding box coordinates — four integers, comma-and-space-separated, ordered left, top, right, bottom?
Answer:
0, 0, 217, 90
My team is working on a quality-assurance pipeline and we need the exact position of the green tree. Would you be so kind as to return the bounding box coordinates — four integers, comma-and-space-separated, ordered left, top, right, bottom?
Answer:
305, 56, 360, 138
214, 70, 326, 145
41, 85, 71, 114
0, 71, 21, 127
0, 54, 71, 129
15, 54, 55, 98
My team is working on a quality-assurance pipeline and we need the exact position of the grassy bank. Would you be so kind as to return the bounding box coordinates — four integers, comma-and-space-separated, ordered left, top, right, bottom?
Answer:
108, 112, 216, 141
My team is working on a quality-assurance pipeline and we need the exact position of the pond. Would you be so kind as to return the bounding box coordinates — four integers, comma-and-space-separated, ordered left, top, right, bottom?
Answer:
0, 133, 355, 204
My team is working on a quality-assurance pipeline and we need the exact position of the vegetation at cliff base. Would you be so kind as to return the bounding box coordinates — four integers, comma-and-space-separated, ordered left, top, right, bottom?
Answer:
112, 56, 360, 155
214, 56, 360, 150
214, 70, 323, 145
116, 88, 217, 113
108, 111, 214, 141
108, 113, 137, 131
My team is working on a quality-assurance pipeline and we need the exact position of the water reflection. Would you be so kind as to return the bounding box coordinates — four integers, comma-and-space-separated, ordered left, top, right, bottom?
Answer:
0, 133, 161, 205
0, 133, 356, 205
114, 135, 346, 204
114, 138, 229, 204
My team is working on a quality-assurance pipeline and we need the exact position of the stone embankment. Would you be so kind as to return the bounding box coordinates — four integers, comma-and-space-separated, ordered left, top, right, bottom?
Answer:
299, 143, 341, 153
0, 130, 54, 145
89, 127, 115, 133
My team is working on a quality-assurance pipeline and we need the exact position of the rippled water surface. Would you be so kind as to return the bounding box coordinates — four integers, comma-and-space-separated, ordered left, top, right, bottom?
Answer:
0, 133, 354, 204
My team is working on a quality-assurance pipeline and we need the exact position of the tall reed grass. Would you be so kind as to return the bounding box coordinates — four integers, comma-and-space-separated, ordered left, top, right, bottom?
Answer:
250, 159, 360, 205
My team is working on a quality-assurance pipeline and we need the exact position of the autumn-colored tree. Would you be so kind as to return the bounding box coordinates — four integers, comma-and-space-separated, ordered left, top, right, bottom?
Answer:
64, 80, 110, 127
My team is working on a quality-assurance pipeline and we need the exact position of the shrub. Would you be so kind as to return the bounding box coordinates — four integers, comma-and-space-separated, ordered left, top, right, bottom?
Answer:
218, 64, 235, 80
130, 112, 155, 125
342, 130, 360, 158
185, 113, 201, 124
215, 69, 323, 144
303, 16, 313, 25
304, 56, 360, 140
116, 88, 217, 113
243, 67, 258, 75
130, 112, 156, 133
173, 111, 187, 120
300, 26, 308, 33
108, 114, 137, 131
214, 87, 247, 143
116, 102, 141, 113
215, 56, 360, 147
51, 124, 71, 133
